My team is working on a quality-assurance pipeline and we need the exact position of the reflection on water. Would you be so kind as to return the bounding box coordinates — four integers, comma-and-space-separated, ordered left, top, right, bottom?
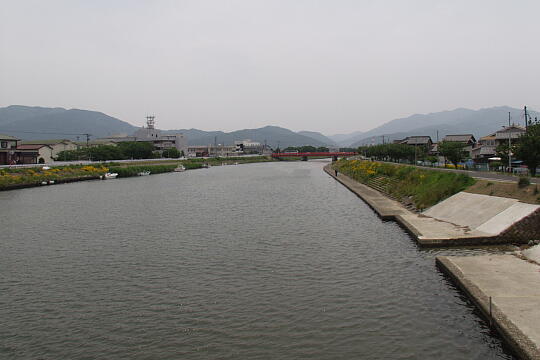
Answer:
0, 161, 514, 359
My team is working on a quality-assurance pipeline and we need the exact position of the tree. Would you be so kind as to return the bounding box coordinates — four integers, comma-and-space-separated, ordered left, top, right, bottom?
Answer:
513, 122, 540, 176
162, 147, 181, 158
495, 142, 514, 166
117, 142, 155, 159
438, 141, 467, 167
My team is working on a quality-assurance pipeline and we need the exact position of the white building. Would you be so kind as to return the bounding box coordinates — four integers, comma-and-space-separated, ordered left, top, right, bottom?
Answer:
98, 116, 188, 155
234, 139, 263, 154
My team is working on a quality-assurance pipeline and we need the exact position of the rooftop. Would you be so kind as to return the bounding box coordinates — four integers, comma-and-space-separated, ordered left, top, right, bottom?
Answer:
443, 134, 476, 143
20, 139, 73, 145
16, 144, 52, 150
0, 133, 19, 141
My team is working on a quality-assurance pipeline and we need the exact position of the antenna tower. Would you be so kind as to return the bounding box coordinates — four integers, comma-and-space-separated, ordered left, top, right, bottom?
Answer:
146, 115, 155, 129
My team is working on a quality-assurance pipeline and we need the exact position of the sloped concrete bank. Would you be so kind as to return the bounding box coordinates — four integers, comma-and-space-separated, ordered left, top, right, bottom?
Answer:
324, 164, 540, 246
437, 255, 540, 360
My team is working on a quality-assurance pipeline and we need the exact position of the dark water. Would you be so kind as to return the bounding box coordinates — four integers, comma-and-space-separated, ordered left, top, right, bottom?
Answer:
1, 161, 515, 359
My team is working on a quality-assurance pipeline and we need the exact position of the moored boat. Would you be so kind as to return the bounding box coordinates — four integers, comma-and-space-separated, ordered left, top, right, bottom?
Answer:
104, 172, 118, 179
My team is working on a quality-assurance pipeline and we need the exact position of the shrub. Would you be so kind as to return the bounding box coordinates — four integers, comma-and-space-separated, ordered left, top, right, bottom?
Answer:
518, 177, 531, 188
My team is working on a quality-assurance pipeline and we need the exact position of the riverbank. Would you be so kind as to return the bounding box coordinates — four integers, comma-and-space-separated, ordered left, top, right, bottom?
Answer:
436, 255, 540, 360
326, 161, 540, 358
324, 164, 540, 246
0, 156, 275, 191
324, 164, 496, 246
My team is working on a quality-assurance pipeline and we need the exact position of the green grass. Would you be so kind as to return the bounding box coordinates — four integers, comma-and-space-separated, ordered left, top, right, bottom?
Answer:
334, 159, 475, 210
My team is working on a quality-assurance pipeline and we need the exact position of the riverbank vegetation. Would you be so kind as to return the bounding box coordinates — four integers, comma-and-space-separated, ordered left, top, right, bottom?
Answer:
0, 165, 109, 190
465, 180, 540, 204
333, 159, 475, 210
0, 156, 275, 190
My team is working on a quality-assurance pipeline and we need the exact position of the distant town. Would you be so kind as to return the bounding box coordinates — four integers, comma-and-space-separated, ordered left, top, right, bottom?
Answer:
0, 111, 535, 177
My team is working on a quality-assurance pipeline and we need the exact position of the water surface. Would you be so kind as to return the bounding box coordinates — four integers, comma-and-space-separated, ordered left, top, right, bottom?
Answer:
0, 161, 514, 359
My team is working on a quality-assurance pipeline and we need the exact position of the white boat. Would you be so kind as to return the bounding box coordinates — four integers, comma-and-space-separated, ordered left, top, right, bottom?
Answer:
174, 165, 186, 172
138, 171, 151, 176
104, 172, 118, 179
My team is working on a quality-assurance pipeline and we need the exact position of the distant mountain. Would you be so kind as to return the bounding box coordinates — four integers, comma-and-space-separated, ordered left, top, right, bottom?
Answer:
165, 126, 329, 148
328, 131, 365, 146
0, 105, 138, 140
349, 106, 538, 147
297, 131, 337, 146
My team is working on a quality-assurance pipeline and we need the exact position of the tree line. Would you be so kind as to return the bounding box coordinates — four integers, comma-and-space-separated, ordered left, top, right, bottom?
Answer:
56, 142, 183, 161
357, 122, 540, 176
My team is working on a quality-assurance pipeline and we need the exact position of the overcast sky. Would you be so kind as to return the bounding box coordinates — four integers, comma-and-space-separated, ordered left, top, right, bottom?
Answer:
1, 0, 539, 134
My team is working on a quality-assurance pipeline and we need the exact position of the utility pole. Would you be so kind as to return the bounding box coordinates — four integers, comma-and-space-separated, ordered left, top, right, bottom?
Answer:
85, 133, 91, 161
508, 112, 512, 172
524, 106, 528, 131
382, 135, 385, 144
214, 136, 217, 157
436, 130, 439, 143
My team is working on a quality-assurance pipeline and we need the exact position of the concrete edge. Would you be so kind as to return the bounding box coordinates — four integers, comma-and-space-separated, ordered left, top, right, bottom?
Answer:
323, 164, 396, 220
436, 256, 540, 360
324, 164, 504, 247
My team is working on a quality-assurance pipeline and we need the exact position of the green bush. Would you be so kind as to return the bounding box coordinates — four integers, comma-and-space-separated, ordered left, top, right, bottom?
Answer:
518, 177, 531, 188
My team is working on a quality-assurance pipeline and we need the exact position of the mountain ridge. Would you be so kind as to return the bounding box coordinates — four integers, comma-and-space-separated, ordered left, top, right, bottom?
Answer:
349, 106, 538, 147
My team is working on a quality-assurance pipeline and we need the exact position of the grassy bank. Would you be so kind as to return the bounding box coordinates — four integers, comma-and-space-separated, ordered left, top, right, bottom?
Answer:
333, 159, 475, 210
0, 156, 275, 190
465, 180, 540, 204
0, 165, 109, 190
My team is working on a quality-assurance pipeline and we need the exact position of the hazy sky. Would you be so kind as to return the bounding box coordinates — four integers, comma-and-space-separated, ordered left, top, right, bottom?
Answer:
1, 0, 539, 134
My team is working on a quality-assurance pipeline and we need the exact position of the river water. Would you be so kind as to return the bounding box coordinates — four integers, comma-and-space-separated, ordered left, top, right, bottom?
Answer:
0, 161, 515, 359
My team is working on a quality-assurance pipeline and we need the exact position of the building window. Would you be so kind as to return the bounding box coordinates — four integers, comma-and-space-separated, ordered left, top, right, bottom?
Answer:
1, 141, 7, 149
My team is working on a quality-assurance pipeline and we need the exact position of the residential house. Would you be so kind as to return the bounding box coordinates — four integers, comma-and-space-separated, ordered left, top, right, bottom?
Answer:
471, 125, 525, 161
15, 144, 54, 164
19, 139, 78, 159
394, 136, 433, 149
471, 133, 497, 160
0, 134, 19, 165
495, 125, 526, 143
442, 134, 477, 158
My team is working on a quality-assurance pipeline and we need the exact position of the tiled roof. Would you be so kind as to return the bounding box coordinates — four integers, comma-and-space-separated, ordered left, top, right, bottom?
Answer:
20, 139, 73, 145
403, 136, 432, 145
0, 133, 19, 141
443, 134, 475, 142
16, 144, 51, 150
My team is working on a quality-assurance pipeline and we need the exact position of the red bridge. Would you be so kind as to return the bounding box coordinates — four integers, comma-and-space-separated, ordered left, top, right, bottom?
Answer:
272, 152, 356, 161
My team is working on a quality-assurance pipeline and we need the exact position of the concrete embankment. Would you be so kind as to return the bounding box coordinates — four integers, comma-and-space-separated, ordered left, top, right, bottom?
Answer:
324, 164, 540, 246
437, 255, 540, 360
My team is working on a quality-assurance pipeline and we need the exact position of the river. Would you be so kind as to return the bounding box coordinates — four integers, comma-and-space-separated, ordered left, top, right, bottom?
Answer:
0, 160, 515, 359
